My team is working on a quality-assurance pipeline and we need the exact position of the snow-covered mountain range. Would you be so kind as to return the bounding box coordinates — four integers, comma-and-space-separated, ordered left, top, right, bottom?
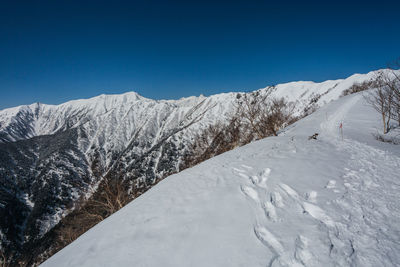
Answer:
0, 69, 393, 263
41, 89, 400, 267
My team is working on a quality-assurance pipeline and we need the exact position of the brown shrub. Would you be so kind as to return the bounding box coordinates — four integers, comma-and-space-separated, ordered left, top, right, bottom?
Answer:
341, 80, 377, 96
181, 88, 296, 170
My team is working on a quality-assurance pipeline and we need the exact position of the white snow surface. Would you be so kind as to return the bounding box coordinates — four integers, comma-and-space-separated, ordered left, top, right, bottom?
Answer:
41, 93, 400, 266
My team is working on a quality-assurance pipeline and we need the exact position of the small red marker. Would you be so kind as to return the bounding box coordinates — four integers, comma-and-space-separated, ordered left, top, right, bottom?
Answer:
339, 122, 343, 140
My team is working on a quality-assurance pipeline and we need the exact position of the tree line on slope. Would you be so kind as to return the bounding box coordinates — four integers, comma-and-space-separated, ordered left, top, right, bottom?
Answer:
181, 87, 297, 169
336, 59, 400, 142
364, 64, 400, 135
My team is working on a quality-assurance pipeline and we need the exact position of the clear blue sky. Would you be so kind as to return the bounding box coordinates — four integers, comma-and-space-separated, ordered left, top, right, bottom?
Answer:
1, 0, 399, 109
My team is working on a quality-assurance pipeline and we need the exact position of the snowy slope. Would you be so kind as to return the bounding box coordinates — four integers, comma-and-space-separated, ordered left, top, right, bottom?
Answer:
1, 69, 399, 262
41, 93, 400, 266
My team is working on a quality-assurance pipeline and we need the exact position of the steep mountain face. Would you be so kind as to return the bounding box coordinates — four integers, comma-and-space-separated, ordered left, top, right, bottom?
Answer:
0, 128, 91, 250
0, 70, 388, 257
0, 92, 238, 254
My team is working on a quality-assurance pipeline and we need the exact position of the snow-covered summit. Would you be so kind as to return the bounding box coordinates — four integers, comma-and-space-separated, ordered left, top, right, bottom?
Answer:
0, 69, 393, 145
41, 92, 400, 267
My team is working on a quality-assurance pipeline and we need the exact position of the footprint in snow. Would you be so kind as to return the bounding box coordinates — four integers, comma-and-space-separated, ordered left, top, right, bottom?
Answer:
241, 164, 253, 170
257, 168, 271, 189
250, 175, 259, 185
240, 186, 259, 202
237, 173, 250, 180
263, 202, 278, 222
279, 183, 300, 200
233, 168, 250, 180
326, 180, 341, 193
305, 191, 317, 203
295, 235, 314, 266
270, 192, 284, 208
255, 226, 303, 267
233, 167, 246, 174
326, 180, 336, 189
254, 226, 284, 255
302, 202, 335, 227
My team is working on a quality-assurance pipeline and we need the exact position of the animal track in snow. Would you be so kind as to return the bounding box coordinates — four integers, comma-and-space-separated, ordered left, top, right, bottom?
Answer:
240, 186, 259, 202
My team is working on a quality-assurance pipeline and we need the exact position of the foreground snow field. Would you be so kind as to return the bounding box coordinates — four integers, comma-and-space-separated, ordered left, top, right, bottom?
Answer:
41, 93, 400, 267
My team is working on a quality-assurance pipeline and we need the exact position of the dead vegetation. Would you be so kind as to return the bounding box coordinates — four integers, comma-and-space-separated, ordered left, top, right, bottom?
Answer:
341, 80, 377, 96
373, 133, 400, 145
0, 251, 10, 267
56, 177, 133, 244
16, 176, 146, 266
181, 87, 296, 169
364, 62, 400, 134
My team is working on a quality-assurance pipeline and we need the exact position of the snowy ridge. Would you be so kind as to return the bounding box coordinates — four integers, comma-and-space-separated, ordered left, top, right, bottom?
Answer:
0, 69, 395, 145
0, 68, 398, 262
41, 92, 400, 267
